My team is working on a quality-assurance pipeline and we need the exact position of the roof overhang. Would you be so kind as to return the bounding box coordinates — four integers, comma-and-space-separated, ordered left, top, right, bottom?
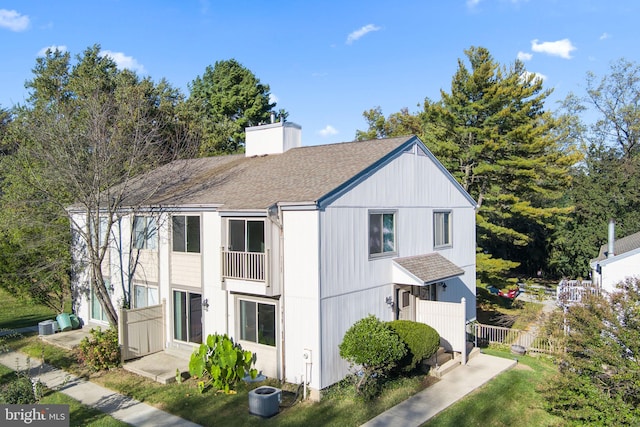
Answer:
392, 253, 465, 287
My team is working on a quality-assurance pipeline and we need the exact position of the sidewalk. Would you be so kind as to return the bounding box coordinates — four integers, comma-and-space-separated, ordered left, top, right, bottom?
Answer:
361, 353, 517, 427
0, 349, 201, 427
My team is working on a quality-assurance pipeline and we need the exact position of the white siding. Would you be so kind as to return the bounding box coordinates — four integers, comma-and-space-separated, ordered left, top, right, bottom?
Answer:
282, 210, 321, 390
317, 145, 476, 389
201, 212, 227, 338
598, 251, 640, 293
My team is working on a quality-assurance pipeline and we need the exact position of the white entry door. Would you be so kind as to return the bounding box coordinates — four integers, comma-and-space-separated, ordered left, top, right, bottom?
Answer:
397, 288, 415, 321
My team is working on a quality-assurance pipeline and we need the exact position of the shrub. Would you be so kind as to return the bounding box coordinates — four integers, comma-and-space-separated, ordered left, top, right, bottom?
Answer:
387, 320, 440, 371
339, 315, 407, 399
189, 333, 257, 394
77, 327, 121, 371
0, 369, 42, 404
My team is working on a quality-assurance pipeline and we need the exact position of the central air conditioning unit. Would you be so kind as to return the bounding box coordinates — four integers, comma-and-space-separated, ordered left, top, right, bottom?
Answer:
248, 386, 281, 418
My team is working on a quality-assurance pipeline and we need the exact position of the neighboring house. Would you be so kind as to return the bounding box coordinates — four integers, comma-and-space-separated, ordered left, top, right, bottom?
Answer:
71, 121, 477, 399
590, 220, 640, 293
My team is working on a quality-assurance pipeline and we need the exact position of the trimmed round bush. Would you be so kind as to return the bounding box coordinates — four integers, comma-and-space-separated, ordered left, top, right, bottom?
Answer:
387, 320, 440, 371
339, 315, 407, 398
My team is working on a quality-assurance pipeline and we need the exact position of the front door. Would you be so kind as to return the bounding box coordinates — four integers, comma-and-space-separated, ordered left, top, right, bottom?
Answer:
397, 287, 415, 321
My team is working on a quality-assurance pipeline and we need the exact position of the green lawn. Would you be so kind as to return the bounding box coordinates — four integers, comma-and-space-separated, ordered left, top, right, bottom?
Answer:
0, 288, 57, 330
0, 364, 129, 426
424, 349, 564, 427
14, 335, 433, 427
1, 288, 565, 426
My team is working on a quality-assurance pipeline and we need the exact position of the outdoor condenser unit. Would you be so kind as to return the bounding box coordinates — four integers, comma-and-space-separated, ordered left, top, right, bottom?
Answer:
248, 386, 281, 418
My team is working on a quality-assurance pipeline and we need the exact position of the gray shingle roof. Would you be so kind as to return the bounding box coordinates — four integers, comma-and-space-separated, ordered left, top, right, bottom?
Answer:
594, 230, 640, 262
121, 136, 414, 210
393, 253, 464, 285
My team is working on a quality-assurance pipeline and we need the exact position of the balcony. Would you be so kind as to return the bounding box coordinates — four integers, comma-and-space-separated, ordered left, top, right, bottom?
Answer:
221, 249, 269, 286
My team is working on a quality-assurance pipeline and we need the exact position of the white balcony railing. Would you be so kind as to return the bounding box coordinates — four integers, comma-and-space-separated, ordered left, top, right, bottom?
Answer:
221, 249, 268, 284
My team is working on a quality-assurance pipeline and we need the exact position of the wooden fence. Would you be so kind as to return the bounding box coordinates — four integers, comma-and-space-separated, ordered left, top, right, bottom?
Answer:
119, 300, 165, 362
474, 322, 561, 355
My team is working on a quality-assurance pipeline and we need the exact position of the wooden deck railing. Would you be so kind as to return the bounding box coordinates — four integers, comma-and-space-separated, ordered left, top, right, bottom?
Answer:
475, 322, 560, 355
221, 249, 268, 284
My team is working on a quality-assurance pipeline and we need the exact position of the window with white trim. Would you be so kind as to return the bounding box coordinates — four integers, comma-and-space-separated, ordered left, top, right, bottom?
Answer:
133, 283, 159, 308
434, 211, 452, 247
133, 216, 157, 250
238, 299, 276, 347
172, 215, 200, 253
369, 211, 396, 257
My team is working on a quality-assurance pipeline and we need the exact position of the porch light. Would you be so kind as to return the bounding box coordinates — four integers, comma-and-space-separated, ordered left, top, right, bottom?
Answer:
440, 283, 447, 291
385, 296, 394, 309
202, 298, 209, 311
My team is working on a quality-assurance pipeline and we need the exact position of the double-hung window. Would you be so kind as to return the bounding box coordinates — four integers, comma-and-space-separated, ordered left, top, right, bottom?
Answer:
133, 216, 157, 250
434, 211, 452, 248
172, 215, 200, 253
369, 211, 396, 257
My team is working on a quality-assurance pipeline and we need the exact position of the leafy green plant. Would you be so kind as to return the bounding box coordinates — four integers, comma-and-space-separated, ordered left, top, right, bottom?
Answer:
0, 359, 43, 404
339, 315, 407, 399
387, 320, 439, 371
76, 327, 120, 371
189, 333, 257, 394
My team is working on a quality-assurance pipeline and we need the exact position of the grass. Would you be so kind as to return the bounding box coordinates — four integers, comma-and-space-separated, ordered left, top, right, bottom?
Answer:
9, 334, 435, 426
0, 363, 128, 426
0, 288, 58, 330
424, 349, 563, 427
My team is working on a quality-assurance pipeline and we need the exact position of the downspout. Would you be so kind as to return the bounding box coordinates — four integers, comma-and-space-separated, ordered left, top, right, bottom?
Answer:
268, 204, 285, 382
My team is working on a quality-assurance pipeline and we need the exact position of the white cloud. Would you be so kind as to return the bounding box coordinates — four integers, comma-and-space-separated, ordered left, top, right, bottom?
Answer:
600, 32, 611, 40
467, 0, 481, 7
0, 9, 29, 32
346, 24, 381, 45
37, 45, 68, 56
318, 125, 338, 137
101, 50, 146, 74
521, 70, 547, 82
531, 38, 576, 59
517, 51, 533, 61
269, 93, 278, 104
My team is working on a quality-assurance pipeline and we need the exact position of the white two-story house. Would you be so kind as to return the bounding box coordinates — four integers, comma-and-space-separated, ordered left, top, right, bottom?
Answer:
71, 121, 477, 399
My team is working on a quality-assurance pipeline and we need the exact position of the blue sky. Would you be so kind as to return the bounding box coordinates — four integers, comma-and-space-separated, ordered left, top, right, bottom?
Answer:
1, 0, 638, 146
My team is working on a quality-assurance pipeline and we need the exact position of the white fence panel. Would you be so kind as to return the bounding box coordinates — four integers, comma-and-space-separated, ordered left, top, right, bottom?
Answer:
416, 298, 466, 355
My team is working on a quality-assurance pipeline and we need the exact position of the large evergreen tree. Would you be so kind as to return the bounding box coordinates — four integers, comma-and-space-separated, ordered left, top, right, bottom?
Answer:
357, 47, 579, 280
186, 59, 279, 156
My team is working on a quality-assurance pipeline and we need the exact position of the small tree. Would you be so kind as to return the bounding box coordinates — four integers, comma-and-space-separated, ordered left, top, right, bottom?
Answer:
339, 315, 406, 399
543, 278, 640, 424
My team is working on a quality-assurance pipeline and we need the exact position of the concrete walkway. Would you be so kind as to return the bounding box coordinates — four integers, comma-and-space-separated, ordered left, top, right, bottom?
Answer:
361, 353, 517, 427
0, 349, 201, 427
